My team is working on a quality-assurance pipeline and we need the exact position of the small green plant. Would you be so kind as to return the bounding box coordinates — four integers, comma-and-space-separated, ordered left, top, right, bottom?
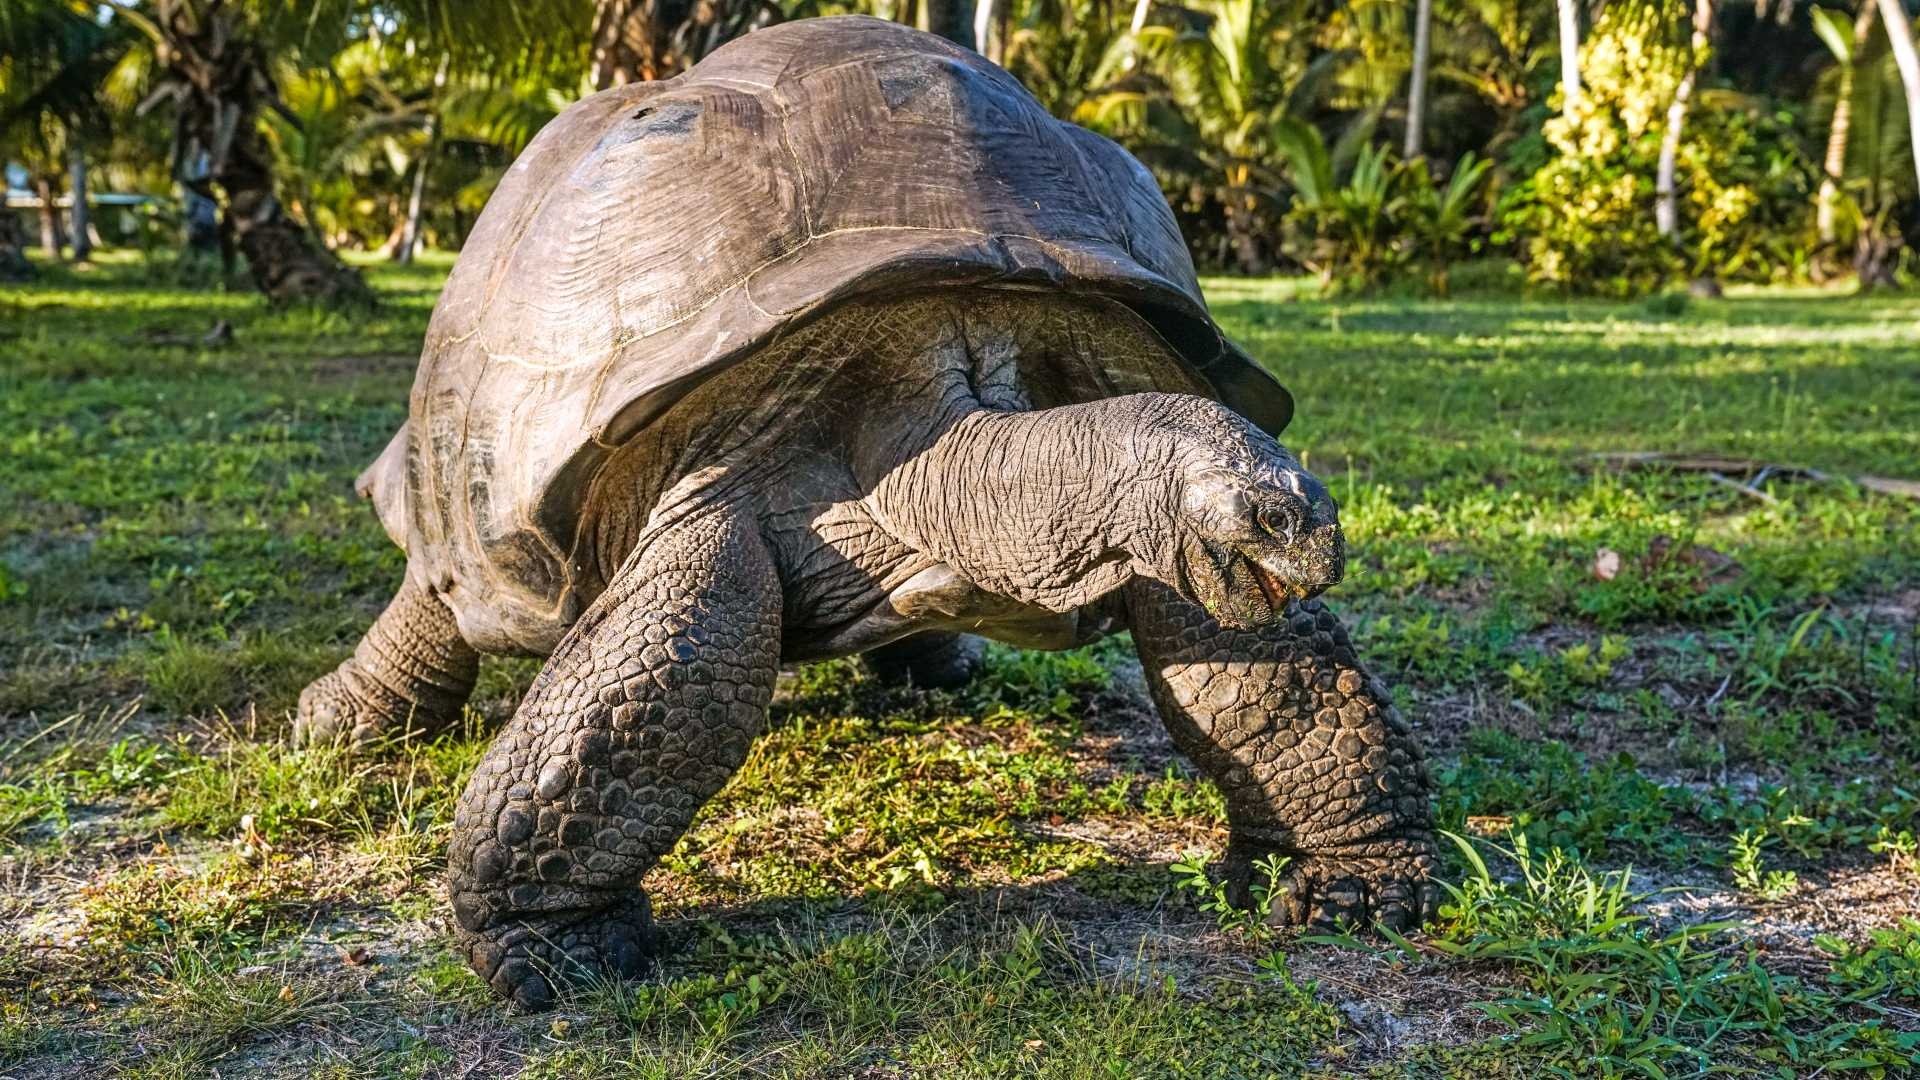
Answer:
1503, 636, 1632, 709
1819, 920, 1920, 1003
1140, 765, 1228, 824
1869, 826, 1919, 873
1170, 851, 1289, 940
1729, 827, 1799, 901
1402, 832, 1920, 1073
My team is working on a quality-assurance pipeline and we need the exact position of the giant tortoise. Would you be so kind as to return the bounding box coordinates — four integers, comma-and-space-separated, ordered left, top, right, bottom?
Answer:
298, 15, 1436, 1008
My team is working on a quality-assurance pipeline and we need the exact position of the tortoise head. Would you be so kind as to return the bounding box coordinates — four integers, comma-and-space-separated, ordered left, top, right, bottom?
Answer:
1137, 397, 1344, 627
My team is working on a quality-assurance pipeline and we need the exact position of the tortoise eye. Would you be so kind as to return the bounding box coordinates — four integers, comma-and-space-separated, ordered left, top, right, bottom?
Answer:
1257, 503, 1301, 541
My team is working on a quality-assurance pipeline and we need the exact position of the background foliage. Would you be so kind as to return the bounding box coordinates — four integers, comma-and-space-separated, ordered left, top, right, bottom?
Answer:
4, 0, 1920, 295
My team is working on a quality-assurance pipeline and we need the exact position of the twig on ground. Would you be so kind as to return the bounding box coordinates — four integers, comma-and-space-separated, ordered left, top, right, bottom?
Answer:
1591, 452, 1920, 502
1705, 471, 1779, 505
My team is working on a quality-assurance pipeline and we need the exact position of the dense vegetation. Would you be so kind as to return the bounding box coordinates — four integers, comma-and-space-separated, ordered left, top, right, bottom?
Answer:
1, 256, 1916, 1074
5, 0, 1920, 298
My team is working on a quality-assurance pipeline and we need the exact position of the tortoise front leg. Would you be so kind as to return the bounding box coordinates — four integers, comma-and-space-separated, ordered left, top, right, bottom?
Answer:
446, 505, 781, 1009
296, 576, 478, 746
1125, 581, 1436, 929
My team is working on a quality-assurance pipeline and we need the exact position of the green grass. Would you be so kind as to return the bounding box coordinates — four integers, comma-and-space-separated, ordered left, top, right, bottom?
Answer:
2, 252, 1918, 1075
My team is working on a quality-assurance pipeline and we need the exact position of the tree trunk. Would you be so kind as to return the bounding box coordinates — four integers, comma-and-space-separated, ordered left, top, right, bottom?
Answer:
973, 0, 995, 58
1556, 0, 1583, 119
0, 214, 34, 281
69, 146, 92, 261
1124, 0, 1153, 70
1405, 0, 1433, 159
1877, 0, 1920, 199
395, 55, 448, 266
34, 177, 61, 258
924, 0, 976, 46
1656, 0, 1714, 241
591, 0, 780, 89
1818, 4, 1878, 243
146, 2, 372, 306
396, 146, 432, 266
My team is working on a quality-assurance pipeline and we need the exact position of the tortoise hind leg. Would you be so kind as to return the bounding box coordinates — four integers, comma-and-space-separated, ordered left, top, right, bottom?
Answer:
446, 503, 781, 1009
863, 632, 985, 690
296, 576, 478, 746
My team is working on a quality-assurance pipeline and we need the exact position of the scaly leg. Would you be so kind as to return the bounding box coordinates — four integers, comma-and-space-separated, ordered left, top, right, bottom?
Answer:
1126, 582, 1435, 929
296, 576, 478, 746
863, 631, 985, 690
446, 504, 781, 1008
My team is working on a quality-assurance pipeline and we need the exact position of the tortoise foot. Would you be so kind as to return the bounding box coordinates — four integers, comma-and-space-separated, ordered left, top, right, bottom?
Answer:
1224, 834, 1438, 933
864, 633, 985, 691
294, 666, 454, 748
459, 894, 657, 1011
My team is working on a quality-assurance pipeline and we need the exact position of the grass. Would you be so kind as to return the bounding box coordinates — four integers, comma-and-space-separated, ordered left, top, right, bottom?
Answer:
1, 251, 1917, 1075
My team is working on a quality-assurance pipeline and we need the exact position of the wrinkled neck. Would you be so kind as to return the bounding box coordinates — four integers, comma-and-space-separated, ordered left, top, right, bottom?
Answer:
864, 394, 1193, 612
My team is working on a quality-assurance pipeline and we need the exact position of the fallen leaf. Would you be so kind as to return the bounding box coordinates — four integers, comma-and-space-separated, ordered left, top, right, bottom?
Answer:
1592, 548, 1623, 581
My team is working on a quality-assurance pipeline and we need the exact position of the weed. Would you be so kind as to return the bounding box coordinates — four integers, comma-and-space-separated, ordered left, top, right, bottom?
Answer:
1170, 851, 1289, 939
1869, 825, 1918, 872
1819, 920, 1920, 1004
1412, 833, 1920, 1075
1729, 828, 1800, 901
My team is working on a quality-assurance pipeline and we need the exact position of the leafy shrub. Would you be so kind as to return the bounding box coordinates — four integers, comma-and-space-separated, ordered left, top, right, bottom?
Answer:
1495, 0, 1817, 294
1275, 122, 1491, 293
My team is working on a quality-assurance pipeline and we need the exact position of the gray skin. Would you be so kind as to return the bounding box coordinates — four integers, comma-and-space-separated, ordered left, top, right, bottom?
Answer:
297, 290, 1436, 1009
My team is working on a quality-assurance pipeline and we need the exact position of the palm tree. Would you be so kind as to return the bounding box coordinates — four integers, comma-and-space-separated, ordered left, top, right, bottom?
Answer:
1436, 0, 1560, 155
1876, 0, 1920, 197
589, 0, 781, 89
1405, 0, 1433, 158
1556, 0, 1582, 118
1812, 2, 1879, 244
1655, 0, 1714, 240
8, 0, 570, 304
1003, 0, 1137, 118
1111, 0, 1357, 271
102, 0, 381, 305
0, 0, 131, 262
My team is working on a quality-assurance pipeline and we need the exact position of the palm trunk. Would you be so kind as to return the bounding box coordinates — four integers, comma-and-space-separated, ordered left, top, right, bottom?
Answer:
1125, 0, 1153, 70
396, 146, 432, 266
69, 147, 92, 261
591, 0, 781, 89
1556, 0, 1583, 119
395, 55, 448, 266
1405, 0, 1433, 159
1656, 0, 1714, 241
144, 2, 372, 306
973, 0, 995, 57
924, 0, 976, 46
216, 141, 372, 305
1818, 5, 1877, 243
0, 214, 33, 281
34, 177, 61, 257
1877, 0, 1920, 199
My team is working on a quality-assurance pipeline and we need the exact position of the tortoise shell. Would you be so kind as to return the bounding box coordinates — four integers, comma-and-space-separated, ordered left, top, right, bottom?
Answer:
363, 15, 1292, 652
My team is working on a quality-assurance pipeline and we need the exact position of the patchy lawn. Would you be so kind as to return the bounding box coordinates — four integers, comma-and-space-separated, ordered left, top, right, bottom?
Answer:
2, 254, 1918, 1076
